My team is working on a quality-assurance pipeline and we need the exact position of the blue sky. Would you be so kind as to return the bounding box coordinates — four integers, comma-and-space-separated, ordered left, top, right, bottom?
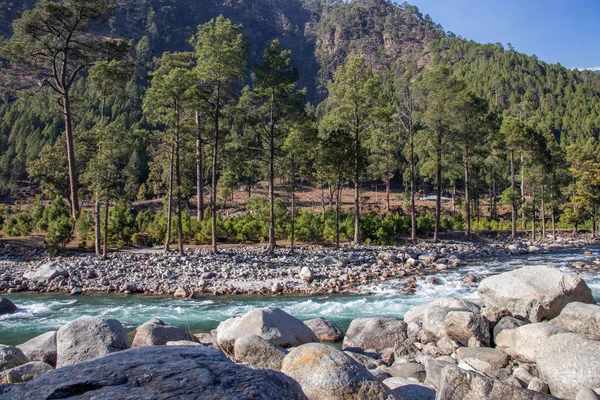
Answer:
406, 0, 600, 70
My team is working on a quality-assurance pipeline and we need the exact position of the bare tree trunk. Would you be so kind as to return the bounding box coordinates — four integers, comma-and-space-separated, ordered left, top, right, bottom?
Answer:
353, 119, 360, 245
452, 183, 456, 217
510, 149, 517, 239
465, 146, 471, 240
195, 111, 204, 221
94, 199, 101, 256
541, 185, 546, 238
290, 170, 296, 253
320, 182, 326, 215
593, 204, 597, 239
63, 93, 80, 222
521, 150, 525, 230
410, 123, 416, 241
175, 116, 184, 257
102, 199, 109, 259
531, 185, 536, 241
211, 85, 221, 254
335, 182, 340, 248
386, 173, 391, 213
552, 210, 556, 241
165, 140, 175, 253
434, 138, 442, 243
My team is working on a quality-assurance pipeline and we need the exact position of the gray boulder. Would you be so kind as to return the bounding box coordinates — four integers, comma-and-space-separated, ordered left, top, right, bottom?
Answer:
0, 361, 53, 384
216, 307, 318, 353
495, 322, 569, 363
0, 346, 28, 373
404, 297, 481, 343
493, 316, 528, 341
343, 317, 407, 353
304, 318, 344, 342
234, 334, 287, 370
0, 346, 307, 400
0, 297, 17, 315
443, 310, 490, 346
23, 262, 68, 282
56, 317, 129, 368
437, 365, 558, 399
16, 331, 57, 367
550, 302, 600, 336
478, 266, 595, 322
537, 333, 600, 399
383, 377, 435, 400
382, 362, 425, 382
455, 347, 509, 369
424, 359, 453, 389
132, 318, 196, 347
281, 343, 398, 400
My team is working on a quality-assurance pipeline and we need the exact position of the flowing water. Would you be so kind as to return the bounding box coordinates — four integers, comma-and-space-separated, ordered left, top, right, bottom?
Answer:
1, 248, 599, 346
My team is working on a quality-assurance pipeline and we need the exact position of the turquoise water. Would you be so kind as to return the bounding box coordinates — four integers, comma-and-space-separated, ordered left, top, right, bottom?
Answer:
2, 248, 599, 346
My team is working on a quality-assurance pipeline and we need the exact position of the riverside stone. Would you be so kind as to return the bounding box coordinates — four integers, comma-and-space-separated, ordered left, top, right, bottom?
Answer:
0, 346, 28, 373
550, 302, 600, 336
304, 318, 344, 342
16, 331, 57, 367
132, 318, 196, 347
443, 310, 490, 346
478, 266, 595, 322
437, 365, 558, 400
216, 306, 318, 353
0, 346, 307, 400
342, 317, 407, 353
56, 317, 129, 368
233, 334, 287, 370
455, 347, 509, 368
23, 262, 68, 282
495, 322, 569, 363
0, 362, 52, 384
281, 343, 398, 400
537, 333, 600, 399
0, 297, 17, 315
493, 316, 529, 341
383, 377, 435, 400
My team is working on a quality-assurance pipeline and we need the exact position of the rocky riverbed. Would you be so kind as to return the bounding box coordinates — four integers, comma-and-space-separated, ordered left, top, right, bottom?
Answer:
1, 235, 599, 297
1, 263, 600, 399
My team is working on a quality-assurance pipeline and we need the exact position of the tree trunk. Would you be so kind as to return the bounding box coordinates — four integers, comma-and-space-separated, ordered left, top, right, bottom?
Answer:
592, 204, 597, 239
521, 150, 525, 230
465, 146, 471, 240
552, 210, 556, 241
353, 119, 360, 245
320, 183, 326, 215
63, 93, 80, 222
531, 185, 536, 241
102, 199, 109, 259
165, 140, 175, 253
541, 185, 546, 238
195, 111, 204, 221
335, 182, 340, 248
267, 101, 276, 254
510, 149, 517, 239
290, 169, 296, 253
385, 174, 391, 213
175, 113, 184, 257
452, 183, 456, 217
94, 199, 101, 256
211, 84, 220, 253
410, 123, 416, 241
434, 136, 442, 243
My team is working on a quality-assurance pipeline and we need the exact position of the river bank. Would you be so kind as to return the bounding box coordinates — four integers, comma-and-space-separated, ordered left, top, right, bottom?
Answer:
1, 234, 599, 297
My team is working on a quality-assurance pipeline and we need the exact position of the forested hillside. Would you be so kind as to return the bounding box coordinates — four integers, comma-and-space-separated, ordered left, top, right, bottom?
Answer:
0, 0, 599, 252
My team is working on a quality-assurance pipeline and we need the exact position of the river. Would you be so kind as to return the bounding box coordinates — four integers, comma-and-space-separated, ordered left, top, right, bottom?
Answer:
1, 247, 599, 346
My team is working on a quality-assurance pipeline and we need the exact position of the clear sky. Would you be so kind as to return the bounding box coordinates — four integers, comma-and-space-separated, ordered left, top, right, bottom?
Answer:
406, 0, 600, 70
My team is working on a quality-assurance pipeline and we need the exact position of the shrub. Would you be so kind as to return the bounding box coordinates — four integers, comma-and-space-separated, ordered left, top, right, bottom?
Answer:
3, 213, 33, 236
45, 215, 72, 254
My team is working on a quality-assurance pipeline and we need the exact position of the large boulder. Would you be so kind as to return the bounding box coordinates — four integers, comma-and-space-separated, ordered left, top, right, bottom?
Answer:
537, 333, 600, 399
16, 331, 57, 367
455, 347, 509, 369
216, 307, 318, 353
478, 266, 595, 322
0, 297, 18, 315
304, 318, 344, 342
0, 362, 53, 384
23, 262, 69, 282
234, 334, 287, 370
281, 343, 398, 400
495, 323, 569, 363
0, 346, 28, 373
404, 297, 481, 343
56, 317, 129, 368
443, 310, 490, 346
493, 316, 528, 341
437, 365, 558, 400
132, 318, 196, 347
550, 302, 600, 336
383, 377, 436, 400
342, 317, 407, 353
0, 346, 307, 400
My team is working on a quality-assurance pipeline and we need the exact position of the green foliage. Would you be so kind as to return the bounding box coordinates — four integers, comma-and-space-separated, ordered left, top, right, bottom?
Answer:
3, 213, 33, 236
45, 215, 72, 254
75, 211, 93, 242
